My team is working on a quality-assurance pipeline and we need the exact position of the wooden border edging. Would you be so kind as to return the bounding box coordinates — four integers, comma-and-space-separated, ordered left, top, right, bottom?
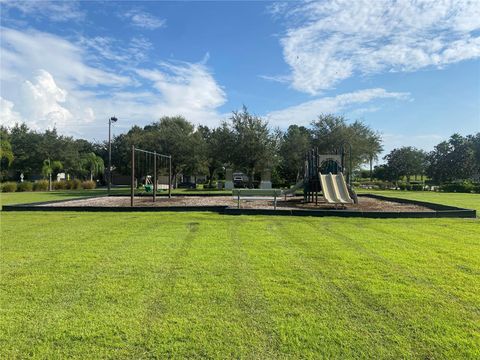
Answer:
1, 194, 476, 218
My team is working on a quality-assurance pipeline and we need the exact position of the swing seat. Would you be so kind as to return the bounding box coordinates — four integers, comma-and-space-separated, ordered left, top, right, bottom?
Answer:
144, 184, 153, 193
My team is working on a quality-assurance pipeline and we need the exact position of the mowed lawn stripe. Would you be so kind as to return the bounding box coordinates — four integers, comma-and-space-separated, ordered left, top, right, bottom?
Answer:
321, 219, 479, 358
268, 217, 419, 358
1, 210, 479, 358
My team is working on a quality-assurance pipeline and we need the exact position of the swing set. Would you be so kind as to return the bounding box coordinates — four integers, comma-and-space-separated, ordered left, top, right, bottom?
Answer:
130, 145, 172, 207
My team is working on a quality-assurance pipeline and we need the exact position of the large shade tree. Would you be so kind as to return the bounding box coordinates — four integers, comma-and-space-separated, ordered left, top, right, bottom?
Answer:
427, 133, 479, 183
198, 124, 234, 187
228, 106, 277, 187
383, 146, 428, 183
279, 125, 311, 184
310, 114, 383, 174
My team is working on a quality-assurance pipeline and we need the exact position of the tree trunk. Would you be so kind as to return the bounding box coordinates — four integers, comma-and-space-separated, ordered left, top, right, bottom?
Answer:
369, 157, 373, 181
49, 173, 52, 191
208, 167, 215, 187
248, 168, 254, 188
90, 171, 93, 181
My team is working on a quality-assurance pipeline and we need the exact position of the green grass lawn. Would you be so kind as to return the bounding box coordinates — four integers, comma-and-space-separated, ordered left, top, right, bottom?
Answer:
1, 192, 479, 358
356, 189, 480, 213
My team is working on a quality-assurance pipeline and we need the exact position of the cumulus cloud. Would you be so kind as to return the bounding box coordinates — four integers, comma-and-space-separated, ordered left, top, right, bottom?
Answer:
1, 27, 131, 87
0, 27, 227, 137
0, 97, 23, 127
265, 88, 410, 126
268, 0, 480, 94
121, 9, 166, 30
18, 70, 73, 129
136, 62, 226, 110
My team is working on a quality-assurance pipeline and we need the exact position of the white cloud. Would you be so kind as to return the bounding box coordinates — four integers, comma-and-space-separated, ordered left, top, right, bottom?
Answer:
0, 0, 85, 22
1, 27, 131, 87
0, 97, 23, 127
136, 61, 226, 111
269, 0, 480, 94
265, 88, 409, 127
121, 9, 166, 30
18, 70, 73, 130
0, 27, 227, 137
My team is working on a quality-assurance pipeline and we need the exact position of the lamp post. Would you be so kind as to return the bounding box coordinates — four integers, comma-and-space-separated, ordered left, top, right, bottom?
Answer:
108, 116, 118, 194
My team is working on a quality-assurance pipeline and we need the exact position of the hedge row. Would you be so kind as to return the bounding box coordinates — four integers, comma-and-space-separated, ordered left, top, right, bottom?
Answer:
438, 182, 480, 193
1, 180, 96, 192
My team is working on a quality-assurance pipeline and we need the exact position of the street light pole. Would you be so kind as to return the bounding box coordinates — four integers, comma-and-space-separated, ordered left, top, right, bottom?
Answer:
108, 116, 118, 195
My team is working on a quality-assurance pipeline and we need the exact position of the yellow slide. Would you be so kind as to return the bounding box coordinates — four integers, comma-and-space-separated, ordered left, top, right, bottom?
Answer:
319, 172, 354, 204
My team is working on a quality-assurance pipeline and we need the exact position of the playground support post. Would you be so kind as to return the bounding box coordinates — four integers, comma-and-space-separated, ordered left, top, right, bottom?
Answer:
108, 116, 117, 195
131, 145, 134, 207
168, 155, 172, 198
153, 151, 157, 202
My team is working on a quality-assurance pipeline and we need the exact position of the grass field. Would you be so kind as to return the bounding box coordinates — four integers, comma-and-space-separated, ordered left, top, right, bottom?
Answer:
1, 192, 479, 358
356, 189, 480, 213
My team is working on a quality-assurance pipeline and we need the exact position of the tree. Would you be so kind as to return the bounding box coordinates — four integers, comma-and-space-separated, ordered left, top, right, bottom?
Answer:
0, 129, 14, 180
279, 125, 311, 184
82, 152, 105, 181
310, 114, 383, 174
229, 106, 276, 187
42, 159, 63, 190
427, 133, 478, 183
383, 147, 427, 183
147, 116, 202, 186
198, 124, 234, 187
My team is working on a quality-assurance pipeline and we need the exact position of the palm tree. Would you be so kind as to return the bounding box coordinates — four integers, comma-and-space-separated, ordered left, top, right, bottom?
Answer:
42, 159, 63, 191
83, 153, 104, 181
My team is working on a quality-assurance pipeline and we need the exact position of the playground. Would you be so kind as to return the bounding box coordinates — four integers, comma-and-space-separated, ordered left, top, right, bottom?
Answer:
1, 192, 479, 359
1, 147, 478, 359
6, 145, 474, 218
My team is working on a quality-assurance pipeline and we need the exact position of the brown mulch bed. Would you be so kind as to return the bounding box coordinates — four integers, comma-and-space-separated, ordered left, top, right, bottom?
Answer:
39, 196, 431, 212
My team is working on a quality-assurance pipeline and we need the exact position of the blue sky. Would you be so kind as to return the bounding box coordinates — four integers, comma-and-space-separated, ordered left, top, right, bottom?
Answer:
1, 0, 479, 158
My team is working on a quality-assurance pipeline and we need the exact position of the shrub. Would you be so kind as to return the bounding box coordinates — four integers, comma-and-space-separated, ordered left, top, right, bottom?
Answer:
474, 183, 480, 194
398, 183, 407, 190
53, 181, 67, 190
439, 182, 474, 193
17, 182, 33, 192
66, 179, 82, 190
411, 184, 423, 191
1, 182, 17, 192
81, 180, 96, 189
440, 181, 475, 193
33, 180, 49, 191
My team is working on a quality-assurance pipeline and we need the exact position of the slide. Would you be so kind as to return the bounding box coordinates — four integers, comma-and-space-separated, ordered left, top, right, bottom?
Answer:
319, 173, 342, 204
333, 172, 354, 204
282, 179, 304, 196
319, 172, 353, 204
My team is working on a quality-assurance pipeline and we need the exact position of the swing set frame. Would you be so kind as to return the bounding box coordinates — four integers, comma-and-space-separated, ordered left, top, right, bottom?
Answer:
131, 145, 172, 207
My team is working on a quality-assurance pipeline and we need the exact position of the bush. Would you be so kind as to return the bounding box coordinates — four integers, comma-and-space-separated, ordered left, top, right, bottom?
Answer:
1, 182, 17, 192
66, 179, 82, 190
17, 181, 33, 192
81, 180, 96, 189
439, 182, 474, 193
411, 184, 423, 191
474, 183, 480, 194
53, 181, 67, 190
398, 183, 407, 190
33, 180, 49, 191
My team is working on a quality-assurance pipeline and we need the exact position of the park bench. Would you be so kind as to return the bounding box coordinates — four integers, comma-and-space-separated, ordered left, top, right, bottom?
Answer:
232, 189, 283, 210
